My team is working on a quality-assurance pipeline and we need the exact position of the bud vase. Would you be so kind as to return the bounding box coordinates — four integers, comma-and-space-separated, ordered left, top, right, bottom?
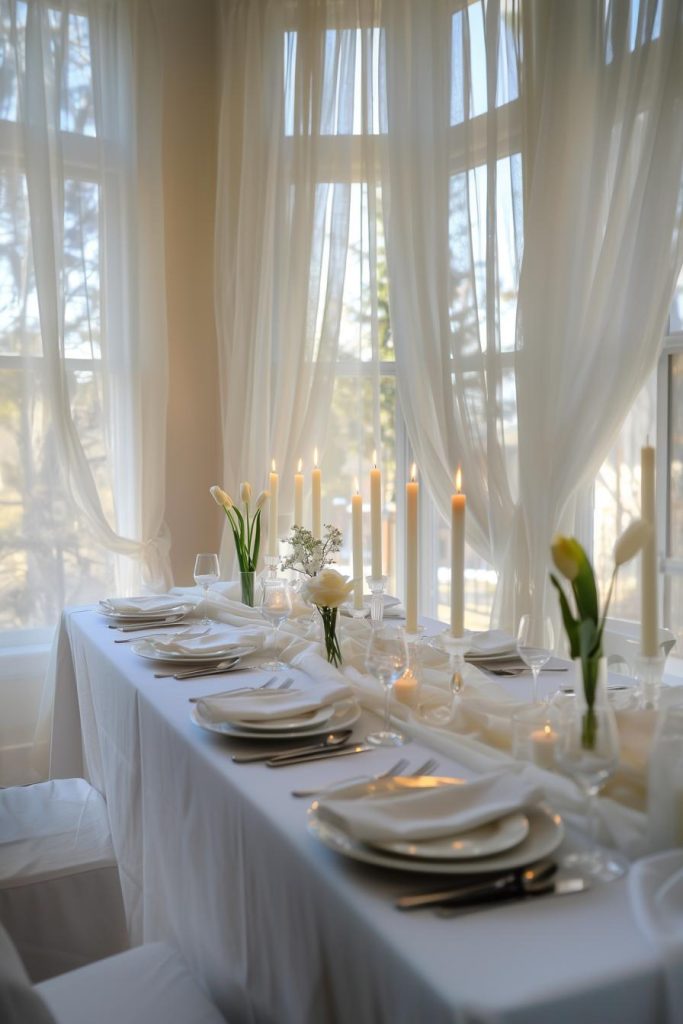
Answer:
240, 571, 256, 608
573, 657, 608, 750
316, 605, 342, 667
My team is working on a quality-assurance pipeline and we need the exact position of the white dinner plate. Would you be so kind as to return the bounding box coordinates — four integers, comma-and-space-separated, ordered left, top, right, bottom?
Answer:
307, 800, 563, 875
192, 697, 361, 740
233, 703, 336, 734
372, 810, 530, 861
132, 639, 256, 664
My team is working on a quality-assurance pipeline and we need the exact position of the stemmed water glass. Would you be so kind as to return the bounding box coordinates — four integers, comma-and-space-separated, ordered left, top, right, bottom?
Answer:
365, 625, 409, 747
193, 553, 220, 625
259, 579, 293, 670
516, 614, 555, 704
554, 702, 626, 881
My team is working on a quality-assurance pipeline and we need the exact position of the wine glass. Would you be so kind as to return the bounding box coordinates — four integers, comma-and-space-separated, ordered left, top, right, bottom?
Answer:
259, 579, 293, 670
193, 553, 220, 625
365, 625, 409, 747
516, 614, 555, 704
555, 702, 626, 881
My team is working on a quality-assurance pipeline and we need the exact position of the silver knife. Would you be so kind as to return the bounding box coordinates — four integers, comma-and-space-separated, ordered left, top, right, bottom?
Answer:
433, 877, 589, 916
266, 744, 372, 768
232, 730, 353, 764
396, 859, 558, 910
112, 619, 186, 632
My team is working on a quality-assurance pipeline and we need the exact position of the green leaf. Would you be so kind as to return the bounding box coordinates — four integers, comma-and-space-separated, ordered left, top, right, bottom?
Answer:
550, 573, 580, 658
578, 618, 601, 709
570, 540, 599, 625
252, 512, 261, 568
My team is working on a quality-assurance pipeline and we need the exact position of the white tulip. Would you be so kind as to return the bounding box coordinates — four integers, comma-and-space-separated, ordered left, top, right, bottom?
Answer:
614, 518, 651, 567
255, 490, 270, 511
240, 482, 252, 504
210, 485, 233, 509
300, 567, 354, 609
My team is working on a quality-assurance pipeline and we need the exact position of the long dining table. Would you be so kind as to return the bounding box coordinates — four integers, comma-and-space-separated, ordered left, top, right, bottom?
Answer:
48, 605, 674, 1024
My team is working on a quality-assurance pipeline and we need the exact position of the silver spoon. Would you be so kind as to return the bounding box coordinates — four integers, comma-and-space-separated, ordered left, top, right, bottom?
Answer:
154, 657, 241, 680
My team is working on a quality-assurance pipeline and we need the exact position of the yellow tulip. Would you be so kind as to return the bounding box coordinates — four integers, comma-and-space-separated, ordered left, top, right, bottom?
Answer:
255, 490, 270, 511
240, 482, 252, 504
550, 535, 582, 581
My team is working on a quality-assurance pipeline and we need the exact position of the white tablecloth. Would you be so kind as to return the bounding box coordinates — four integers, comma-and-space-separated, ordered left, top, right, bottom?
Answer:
50, 608, 671, 1024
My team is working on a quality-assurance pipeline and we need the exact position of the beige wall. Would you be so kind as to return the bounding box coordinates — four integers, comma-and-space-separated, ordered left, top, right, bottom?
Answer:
155, 0, 223, 585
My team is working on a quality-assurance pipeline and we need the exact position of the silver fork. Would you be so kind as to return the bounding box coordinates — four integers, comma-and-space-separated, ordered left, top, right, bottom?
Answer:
291, 756, 410, 799
411, 757, 439, 776
189, 676, 293, 703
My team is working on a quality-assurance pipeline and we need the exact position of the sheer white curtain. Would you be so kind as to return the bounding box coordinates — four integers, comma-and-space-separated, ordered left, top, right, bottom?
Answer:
19, 0, 171, 594
515, 0, 683, 622
214, 0, 382, 572
0, 0, 171, 781
381, 0, 525, 626
383, 0, 683, 629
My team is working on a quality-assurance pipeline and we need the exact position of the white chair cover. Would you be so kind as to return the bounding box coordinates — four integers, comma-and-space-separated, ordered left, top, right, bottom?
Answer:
0, 924, 56, 1024
35, 944, 226, 1024
0, 778, 128, 980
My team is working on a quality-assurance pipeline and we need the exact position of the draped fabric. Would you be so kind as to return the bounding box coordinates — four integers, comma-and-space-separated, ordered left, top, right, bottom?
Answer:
1, 0, 171, 781
382, 0, 683, 629
214, 0, 383, 573
4, 0, 172, 595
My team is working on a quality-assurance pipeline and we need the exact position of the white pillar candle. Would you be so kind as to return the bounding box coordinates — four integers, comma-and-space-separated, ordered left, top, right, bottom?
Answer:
641, 444, 658, 657
530, 723, 557, 771
450, 466, 466, 638
312, 447, 322, 538
370, 450, 382, 579
294, 458, 304, 528
406, 464, 419, 634
352, 479, 364, 610
268, 459, 279, 557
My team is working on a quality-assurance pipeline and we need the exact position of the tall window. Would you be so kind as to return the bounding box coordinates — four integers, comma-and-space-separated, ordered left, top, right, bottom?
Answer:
0, 3, 116, 639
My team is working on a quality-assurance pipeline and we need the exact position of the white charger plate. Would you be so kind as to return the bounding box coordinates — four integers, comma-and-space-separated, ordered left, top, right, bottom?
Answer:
372, 810, 529, 861
132, 638, 256, 664
307, 800, 563, 875
233, 703, 336, 734
192, 697, 360, 740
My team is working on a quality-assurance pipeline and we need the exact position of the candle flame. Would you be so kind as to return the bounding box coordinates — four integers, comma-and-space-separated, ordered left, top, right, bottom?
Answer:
297, 458, 303, 473
410, 463, 417, 482
543, 723, 552, 737
354, 476, 360, 495
313, 447, 318, 467
372, 448, 377, 468
271, 458, 276, 472
455, 466, 462, 493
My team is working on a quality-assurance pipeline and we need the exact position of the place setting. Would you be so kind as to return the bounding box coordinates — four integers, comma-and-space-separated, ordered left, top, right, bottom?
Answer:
191, 671, 362, 753
99, 594, 194, 630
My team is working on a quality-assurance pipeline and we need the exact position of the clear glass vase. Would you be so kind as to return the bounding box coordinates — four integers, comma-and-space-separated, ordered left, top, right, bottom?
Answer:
573, 657, 608, 750
240, 571, 256, 607
316, 605, 342, 667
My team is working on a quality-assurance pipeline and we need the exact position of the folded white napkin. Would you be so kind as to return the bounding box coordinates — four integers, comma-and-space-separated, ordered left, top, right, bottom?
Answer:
466, 630, 517, 659
149, 625, 266, 656
289, 650, 348, 687
629, 851, 683, 1022
196, 677, 351, 724
316, 769, 544, 844
103, 595, 186, 614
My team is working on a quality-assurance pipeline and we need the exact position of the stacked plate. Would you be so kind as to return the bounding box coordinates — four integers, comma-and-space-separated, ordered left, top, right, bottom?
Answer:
131, 636, 256, 666
308, 775, 563, 875
192, 696, 360, 741
99, 597, 192, 624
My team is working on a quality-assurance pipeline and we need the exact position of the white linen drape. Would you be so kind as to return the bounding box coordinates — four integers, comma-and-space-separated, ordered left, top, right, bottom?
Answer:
515, 0, 683, 623
17, 0, 172, 595
2, 0, 172, 781
214, 0, 382, 573
383, 0, 683, 629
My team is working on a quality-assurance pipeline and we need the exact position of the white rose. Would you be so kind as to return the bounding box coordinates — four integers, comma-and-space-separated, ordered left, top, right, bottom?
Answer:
240, 481, 252, 504
301, 568, 354, 608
